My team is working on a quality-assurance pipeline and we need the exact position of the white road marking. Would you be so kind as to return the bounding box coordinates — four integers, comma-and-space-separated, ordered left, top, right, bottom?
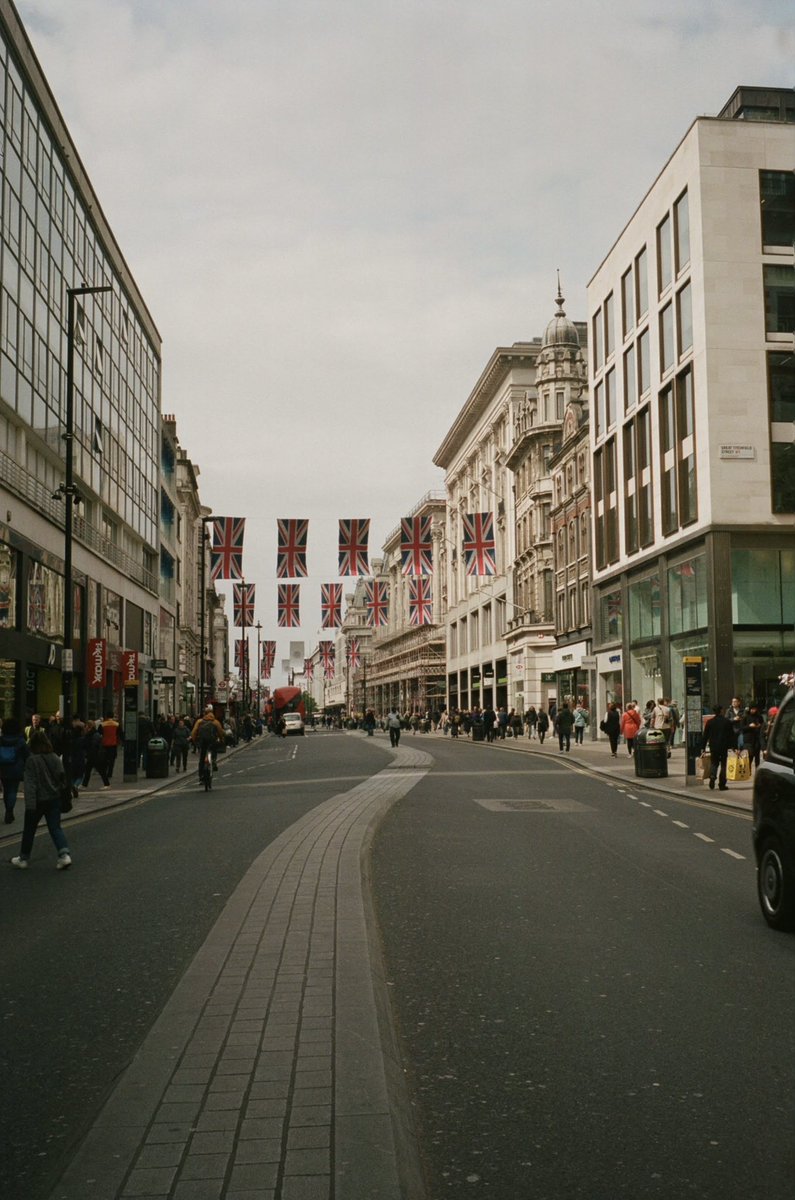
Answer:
694, 833, 714, 843
721, 848, 746, 860
639, 801, 652, 808
653, 809, 668, 817
672, 820, 689, 828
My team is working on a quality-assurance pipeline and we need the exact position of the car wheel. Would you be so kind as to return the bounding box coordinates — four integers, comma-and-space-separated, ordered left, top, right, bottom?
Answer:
757, 836, 795, 931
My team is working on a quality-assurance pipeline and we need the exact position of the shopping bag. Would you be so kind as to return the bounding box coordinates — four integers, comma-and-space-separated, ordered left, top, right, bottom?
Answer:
698, 751, 712, 781
726, 749, 751, 782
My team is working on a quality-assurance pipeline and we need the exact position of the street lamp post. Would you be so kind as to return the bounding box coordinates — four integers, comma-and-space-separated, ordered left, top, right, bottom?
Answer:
198, 515, 213, 712
255, 621, 262, 718
62, 285, 111, 783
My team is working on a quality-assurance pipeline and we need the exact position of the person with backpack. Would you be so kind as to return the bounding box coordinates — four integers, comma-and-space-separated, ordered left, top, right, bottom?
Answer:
190, 706, 225, 773
1, 717, 29, 824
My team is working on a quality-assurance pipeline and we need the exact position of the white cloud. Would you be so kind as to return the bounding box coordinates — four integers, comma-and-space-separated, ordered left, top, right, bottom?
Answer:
14, 0, 795, 649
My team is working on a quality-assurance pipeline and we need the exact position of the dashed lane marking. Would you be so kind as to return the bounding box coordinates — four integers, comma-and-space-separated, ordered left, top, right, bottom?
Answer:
672, 820, 689, 828
694, 832, 715, 843
653, 809, 669, 817
721, 848, 746, 860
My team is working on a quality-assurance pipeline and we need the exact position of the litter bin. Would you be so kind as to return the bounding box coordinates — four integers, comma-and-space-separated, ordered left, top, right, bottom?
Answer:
146, 737, 169, 779
634, 727, 668, 778
471, 718, 485, 742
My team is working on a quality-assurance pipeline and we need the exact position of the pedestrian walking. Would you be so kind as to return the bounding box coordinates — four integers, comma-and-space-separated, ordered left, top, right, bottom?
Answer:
573, 703, 588, 745
742, 704, 764, 770
537, 709, 550, 745
99, 713, 121, 781
525, 706, 538, 739
82, 720, 110, 788
701, 704, 736, 790
386, 709, 401, 747
620, 703, 642, 756
11, 729, 72, 870
601, 702, 621, 756
170, 718, 191, 772
555, 702, 574, 752
0, 717, 28, 824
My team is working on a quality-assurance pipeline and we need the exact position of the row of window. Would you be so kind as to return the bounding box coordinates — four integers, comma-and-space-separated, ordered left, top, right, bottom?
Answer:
448, 601, 507, 657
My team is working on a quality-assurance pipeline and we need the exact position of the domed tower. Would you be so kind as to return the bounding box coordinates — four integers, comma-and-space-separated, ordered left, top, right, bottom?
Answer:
535, 278, 588, 423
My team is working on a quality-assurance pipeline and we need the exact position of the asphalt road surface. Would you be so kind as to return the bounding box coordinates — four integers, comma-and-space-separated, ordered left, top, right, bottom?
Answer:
0, 730, 386, 1200
371, 735, 795, 1199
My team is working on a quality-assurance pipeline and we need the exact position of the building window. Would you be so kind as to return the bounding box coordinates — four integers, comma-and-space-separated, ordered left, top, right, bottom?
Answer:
604, 437, 618, 564
623, 419, 638, 556
621, 267, 634, 340
605, 367, 616, 429
623, 344, 636, 413
593, 448, 606, 570
764, 265, 795, 336
568, 587, 577, 629
760, 170, 795, 249
677, 283, 693, 357
676, 367, 697, 526
594, 380, 604, 440
604, 292, 615, 359
635, 247, 648, 321
659, 385, 677, 534
660, 302, 674, 375
592, 307, 604, 372
638, 328, 650, 396
674, 190, 690, 274
581, 582, 590, 625
601, 588, 623, 641
636, 404, 653, 547
629, 574, 661, 641
556, 390, 565, 420
657, 213, 672, 295
668, 556, 707, 635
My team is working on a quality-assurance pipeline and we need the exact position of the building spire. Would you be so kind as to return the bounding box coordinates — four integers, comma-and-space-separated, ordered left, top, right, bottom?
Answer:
555, 269, 565, 316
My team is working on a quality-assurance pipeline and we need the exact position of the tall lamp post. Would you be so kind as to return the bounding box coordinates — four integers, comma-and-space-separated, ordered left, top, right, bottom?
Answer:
62, 284, 111, 781
198, 515, 213, 711
255, 621, 262, 718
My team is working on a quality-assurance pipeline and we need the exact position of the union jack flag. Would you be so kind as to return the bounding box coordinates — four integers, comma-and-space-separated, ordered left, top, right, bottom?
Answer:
278, 584, 300, 628
233, 582, 256, 627
210, 516, 245, 580
304, 658, 314, 681
409, 577, 433, 626
234, 638, 249, 669
321, 583, 342, 629
338, 518, 370, 576
320, 639, 335, 680
346, 637, 360, 670
364, 579, 389, 627
462, 512, 496, 577
400, 515, 433, 576
276, 518, 308, 578
261, 641, 276, 677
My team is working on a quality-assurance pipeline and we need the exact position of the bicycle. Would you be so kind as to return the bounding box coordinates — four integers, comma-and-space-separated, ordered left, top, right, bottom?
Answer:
198, 749, 213, 791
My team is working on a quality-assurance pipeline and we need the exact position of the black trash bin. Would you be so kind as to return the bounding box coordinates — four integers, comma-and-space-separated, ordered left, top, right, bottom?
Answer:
471, 718, 485, 742
146, 737, 169, 779
634, 727, 668, 778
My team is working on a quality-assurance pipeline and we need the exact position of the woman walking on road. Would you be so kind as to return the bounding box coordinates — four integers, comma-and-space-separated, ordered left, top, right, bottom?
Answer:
602, 703, 621, 757
0, 717, 28, 824
11, 730, 72, 870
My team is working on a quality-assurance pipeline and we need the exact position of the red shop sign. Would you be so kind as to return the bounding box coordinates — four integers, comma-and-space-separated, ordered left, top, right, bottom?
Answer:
121, 651, 139, 686
87, 638, 107, 688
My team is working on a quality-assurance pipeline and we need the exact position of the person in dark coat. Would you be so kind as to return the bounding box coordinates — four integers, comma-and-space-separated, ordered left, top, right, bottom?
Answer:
82, 720, 110, 788
742, 705, 764, 770
0, 717, 29, 823
69, 718, 87, 790
11, 729, 71, 869
701, 705, 736, 790
555, 702, 575, 752
602, 703, 621, 757
537, 709, 550, 744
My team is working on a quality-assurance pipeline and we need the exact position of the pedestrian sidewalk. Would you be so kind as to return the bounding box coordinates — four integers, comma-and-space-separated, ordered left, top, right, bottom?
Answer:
440, 728, 753, 812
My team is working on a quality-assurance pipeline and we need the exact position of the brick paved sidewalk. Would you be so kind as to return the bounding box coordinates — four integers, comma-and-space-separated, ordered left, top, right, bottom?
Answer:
49, 742, 431, 1200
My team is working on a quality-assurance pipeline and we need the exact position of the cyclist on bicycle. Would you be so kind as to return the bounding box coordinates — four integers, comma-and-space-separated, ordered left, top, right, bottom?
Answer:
190, 706, 225, 775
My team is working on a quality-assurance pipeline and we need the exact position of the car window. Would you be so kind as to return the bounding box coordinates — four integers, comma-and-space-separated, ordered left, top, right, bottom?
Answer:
770, 697, 795, 760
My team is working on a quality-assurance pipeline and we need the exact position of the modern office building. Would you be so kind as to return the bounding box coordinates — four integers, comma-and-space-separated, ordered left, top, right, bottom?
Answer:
0, 0, 163, 724
588, 85, 795, 713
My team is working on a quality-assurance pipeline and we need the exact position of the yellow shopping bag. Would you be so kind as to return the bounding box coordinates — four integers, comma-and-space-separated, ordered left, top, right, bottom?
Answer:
726, 749, 751, 782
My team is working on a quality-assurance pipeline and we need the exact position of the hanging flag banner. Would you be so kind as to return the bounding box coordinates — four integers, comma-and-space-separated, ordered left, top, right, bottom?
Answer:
400, 514, 433, 576
233, 582, 256, 627
320, 640, 335, 680
346, 637, 361, 671
276, 518, 309, 579
278, 584, 300, 628
304, 658, 314, 681
261, 640, 276, 675
338, 518, 370, 576
87, 638, 107, 688
321, 583, 342, 629
234, 638, 249, 669
210, 516, 245, 580
364, 579, 389, 627
462, 512, 496, 576
121, 650, 140, 686
409, 577, 433, 626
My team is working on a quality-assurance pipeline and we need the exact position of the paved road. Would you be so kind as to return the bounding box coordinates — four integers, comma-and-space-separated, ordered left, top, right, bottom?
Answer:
371, 736, 795, 1199
0, 732, 389, 1200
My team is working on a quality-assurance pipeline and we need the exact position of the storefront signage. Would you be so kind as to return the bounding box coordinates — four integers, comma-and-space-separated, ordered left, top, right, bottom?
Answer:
122, 651, 139, 686
540, 672, 556, 683
87, 638, 106, 688
582, 656, 597, 669
608, 654, 621, 665
719, 444, 755, 460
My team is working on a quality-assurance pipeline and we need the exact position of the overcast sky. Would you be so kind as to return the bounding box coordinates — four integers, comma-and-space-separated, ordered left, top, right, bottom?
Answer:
15, 0, 795, 674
